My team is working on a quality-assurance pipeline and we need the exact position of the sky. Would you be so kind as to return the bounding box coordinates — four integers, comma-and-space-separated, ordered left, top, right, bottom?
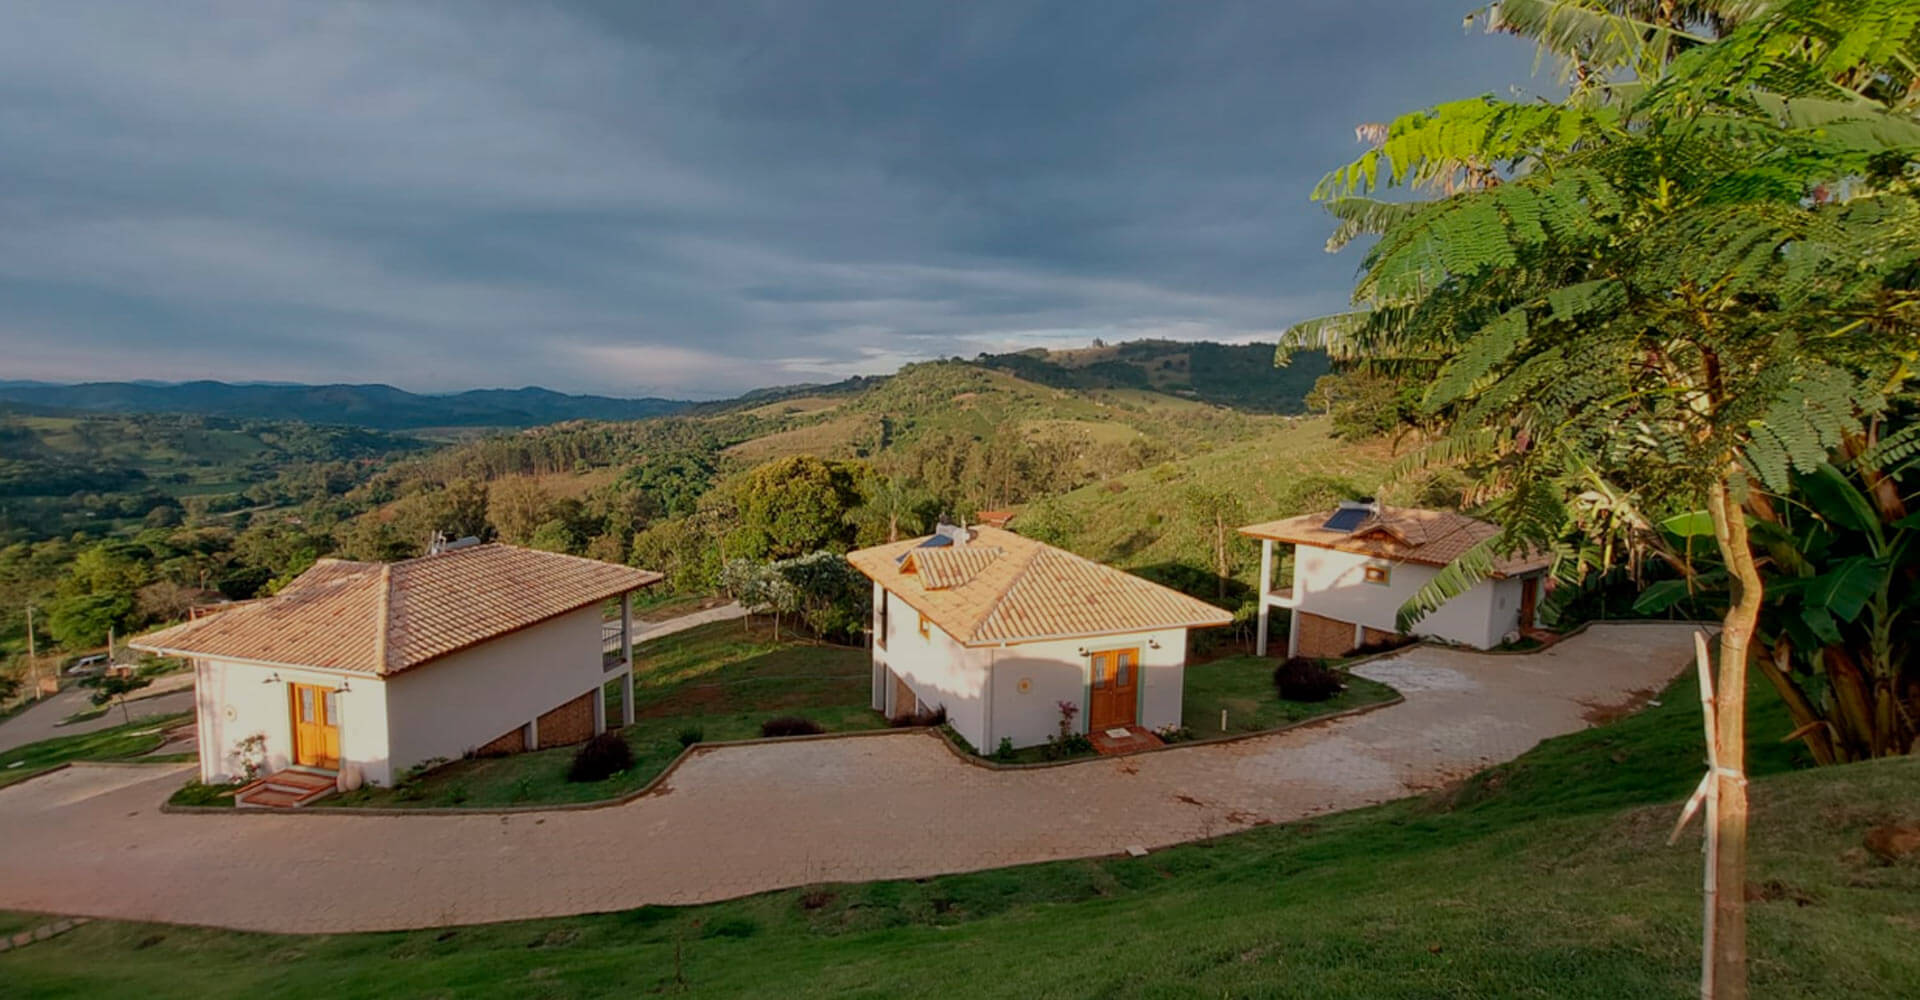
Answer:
0, 1, 1549, 398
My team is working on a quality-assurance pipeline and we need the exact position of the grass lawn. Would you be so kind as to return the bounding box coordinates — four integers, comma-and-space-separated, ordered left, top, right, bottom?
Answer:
58, 704, 109, 726
1180, 656, 1399, 737
5, 671, 1910, 999
322, 621, 883, 810
0, 713, 191, 790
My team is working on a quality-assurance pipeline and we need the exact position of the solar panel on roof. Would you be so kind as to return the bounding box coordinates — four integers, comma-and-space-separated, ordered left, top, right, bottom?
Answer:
896, 533, 954, 564
1322, 507, 1369, 532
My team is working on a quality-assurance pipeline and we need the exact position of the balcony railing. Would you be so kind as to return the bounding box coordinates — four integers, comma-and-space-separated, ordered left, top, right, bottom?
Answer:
602, 621, 629, 671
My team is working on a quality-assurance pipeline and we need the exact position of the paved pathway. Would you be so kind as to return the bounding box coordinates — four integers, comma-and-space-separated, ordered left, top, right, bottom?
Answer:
0, 673, 196, 754
0, 622, 1706, 933
638, 601, 744, 640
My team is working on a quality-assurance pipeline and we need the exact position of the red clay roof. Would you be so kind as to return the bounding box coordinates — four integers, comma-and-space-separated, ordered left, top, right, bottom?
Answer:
848, 525, 1232, 647
1239, 505, 1551, 577
131, 544, 661, 675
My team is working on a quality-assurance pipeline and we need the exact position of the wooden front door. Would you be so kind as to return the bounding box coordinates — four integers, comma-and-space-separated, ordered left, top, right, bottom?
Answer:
1088, 648, 1140, 732
1519, 576, 1539, 628
290, 683, 341, 769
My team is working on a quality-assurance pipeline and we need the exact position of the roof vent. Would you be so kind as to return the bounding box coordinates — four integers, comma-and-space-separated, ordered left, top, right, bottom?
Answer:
1322, 500, 1377, 533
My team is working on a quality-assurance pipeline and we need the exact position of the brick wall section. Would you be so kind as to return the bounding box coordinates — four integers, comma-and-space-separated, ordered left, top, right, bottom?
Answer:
1361, 626, 1400, 648
475, 726, 525, 757
536, 691, 597, 748
1294, 611, 1359, 659
892, 671, 918, 717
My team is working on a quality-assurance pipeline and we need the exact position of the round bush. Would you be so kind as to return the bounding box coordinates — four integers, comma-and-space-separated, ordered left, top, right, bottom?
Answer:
1273, 656, 1344, 703
566, 732, 633, 782
760, 715, 825, 738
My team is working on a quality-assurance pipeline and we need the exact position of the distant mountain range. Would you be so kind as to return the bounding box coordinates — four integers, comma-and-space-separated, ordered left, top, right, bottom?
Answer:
0, 340, 1332, 431
0, 381, 690, 430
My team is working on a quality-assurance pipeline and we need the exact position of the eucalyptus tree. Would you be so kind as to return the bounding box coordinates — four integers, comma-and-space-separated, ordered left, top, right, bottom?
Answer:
1285, 3, 1920, 994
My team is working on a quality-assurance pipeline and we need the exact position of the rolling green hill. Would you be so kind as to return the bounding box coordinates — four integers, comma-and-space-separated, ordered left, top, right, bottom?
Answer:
0, 411, 424, 542
973, 341, 1330, 413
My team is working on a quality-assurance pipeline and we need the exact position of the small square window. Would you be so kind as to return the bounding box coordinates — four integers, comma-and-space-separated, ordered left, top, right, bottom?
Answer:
918, 613, 931, 639
1363, 565, 1390, 585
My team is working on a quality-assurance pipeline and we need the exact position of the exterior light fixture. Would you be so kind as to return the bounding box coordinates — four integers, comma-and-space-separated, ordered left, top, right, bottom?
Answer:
261, 672, 282, 685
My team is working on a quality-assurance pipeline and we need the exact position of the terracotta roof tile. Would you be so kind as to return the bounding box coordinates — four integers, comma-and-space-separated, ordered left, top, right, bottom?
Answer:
902, 546, 1005, 589
1239, 505, 1550, 576
848, 526, 1231, 647
131, 545, 662, 674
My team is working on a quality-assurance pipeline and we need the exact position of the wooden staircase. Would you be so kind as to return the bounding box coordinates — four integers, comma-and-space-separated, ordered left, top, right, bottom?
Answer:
235, 768, 338, 808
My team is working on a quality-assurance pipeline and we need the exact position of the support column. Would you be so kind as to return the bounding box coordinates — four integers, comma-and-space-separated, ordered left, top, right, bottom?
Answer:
593, 686, 606, 736
620, 592, 634, 663
1256, 539, 1274, 656
1286, 609, 1301, 658
621, 670, 635, 727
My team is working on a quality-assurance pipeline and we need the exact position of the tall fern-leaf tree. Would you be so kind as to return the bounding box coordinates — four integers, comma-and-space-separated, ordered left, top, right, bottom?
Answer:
1286, 2, 1919, 995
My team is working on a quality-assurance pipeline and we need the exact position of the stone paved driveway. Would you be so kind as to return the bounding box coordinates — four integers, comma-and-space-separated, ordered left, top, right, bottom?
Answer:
0, 622, 1706, 933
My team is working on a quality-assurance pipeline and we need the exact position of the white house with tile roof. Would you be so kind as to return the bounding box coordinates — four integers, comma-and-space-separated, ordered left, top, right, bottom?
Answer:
1240, 502, 1552, 658
846, 522, 1232, 752
132, 543, 660, 798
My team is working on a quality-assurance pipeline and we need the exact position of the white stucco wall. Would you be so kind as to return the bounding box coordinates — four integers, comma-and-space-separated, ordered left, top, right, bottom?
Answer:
985, 628, 1186, 750
871, 584, 993, 749
194, 659, 390, 785
1291, 545, 1514, 649
1488, 575, 1534, 643
383, 604, 606, 779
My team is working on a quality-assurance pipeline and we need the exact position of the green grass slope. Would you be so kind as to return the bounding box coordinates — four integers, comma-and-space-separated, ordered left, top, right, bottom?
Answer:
1031, 418, 1399, 593
5, 674, 1912, 999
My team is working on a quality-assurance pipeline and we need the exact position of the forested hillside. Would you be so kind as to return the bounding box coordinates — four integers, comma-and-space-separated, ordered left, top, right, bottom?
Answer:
973, 342, 1330, 412
0, 411, 423, 542
0, 340, 1372, 690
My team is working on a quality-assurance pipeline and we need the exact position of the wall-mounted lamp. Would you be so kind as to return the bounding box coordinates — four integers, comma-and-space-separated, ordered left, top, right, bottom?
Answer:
261, 672, 283, 685
336, 680, 352, 694
1147, 639, 1161, 650
1076, 647, 1088, 657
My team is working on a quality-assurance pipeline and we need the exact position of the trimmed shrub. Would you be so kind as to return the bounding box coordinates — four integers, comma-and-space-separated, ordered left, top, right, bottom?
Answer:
1273, 656, 1344, 702
761, 715, 824, 738
677, 726, 704, 748
566, 732, 633, 782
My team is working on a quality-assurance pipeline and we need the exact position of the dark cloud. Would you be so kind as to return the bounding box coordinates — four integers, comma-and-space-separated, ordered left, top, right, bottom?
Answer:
0, 1, 1545, 396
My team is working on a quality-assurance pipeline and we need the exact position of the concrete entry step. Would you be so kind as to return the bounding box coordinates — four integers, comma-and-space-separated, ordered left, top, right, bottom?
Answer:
235, 768, 337, 808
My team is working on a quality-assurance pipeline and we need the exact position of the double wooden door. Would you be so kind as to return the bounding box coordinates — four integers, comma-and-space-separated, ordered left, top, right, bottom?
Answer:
290, 683, 341, 769
1088, 648, 1140, 732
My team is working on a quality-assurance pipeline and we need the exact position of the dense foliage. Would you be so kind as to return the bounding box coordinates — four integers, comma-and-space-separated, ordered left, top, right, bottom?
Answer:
1289, 2, 1920, 993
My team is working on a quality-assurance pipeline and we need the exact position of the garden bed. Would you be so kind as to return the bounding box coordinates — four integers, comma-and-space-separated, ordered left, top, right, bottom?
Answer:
1181, 656, 1397, 737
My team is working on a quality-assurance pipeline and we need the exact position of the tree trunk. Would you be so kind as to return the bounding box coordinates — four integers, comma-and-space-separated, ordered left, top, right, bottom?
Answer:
1822, 646, 1876, 757
1706, 476, 1756, 1000
1754, 641, 1836, 765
